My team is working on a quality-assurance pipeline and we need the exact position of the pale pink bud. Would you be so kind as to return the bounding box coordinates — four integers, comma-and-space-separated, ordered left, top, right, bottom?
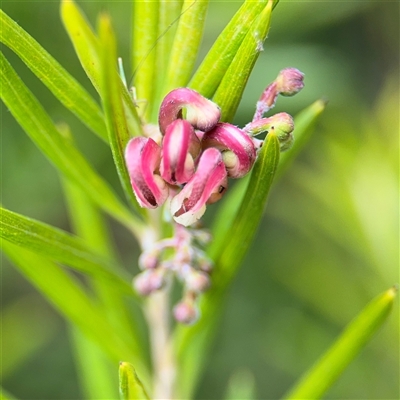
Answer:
159, 88, 221, 135
125, 137, 169, 208
173, 300, 199, 324
185, 270, 210, 293
160, 119, 201, 185
244, 112, 294, 151
276, 68, 305, 96
138, 250, 159, 270
253, 68, 304, 121
170, 148, 228, 226
202, 123, 257, 178
133, 269, 165, 296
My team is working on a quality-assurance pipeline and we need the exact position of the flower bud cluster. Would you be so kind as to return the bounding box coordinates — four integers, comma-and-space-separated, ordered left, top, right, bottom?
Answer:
133, 224, 213, 324
125, 68, 304, 227
126, 87, 261, 226
129, 68, 304, 324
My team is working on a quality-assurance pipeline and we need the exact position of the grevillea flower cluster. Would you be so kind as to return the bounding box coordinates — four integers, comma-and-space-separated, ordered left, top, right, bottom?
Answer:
126, 68, 304, 323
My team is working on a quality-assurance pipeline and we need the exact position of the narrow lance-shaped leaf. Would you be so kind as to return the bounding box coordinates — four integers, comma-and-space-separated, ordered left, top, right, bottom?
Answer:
70, 326, 118, 400
0, 51, 144, 235
0, 9, 107, 142
162, 0, 209, 97
61, 0, 144, 139
174, 134, 280, 398
132, 0, 159, 121
211, 99, 326, 249
98, 15, 147, 218
213, 0, 273, 122
150, 0, 184, 122
0, 207, 135, 296
119, 362, 150, 400
60, 0, 101, 90
63, 180, 147, 379
283, 286, 397, 399
2, 241, 150, 384
189, 0, 279, 98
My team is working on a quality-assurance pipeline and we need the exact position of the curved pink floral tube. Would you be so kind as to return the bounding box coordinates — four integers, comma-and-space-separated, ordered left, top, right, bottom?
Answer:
159, 88, 221, 135
125, 137, 168, 208
160, 119, 201, 185
202, 123, 257, 178
170, 148, 228, 226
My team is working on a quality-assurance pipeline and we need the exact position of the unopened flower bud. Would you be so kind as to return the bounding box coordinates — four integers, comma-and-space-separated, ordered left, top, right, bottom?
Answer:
160, 119, 201, 185
253, 68, 304, 121
173, 299, 199, 324
185, 270, 210, 293
159, 88, 221, 135
244, 112, 294, 151
125, 137, 168, 208
138, 250, 159, 270
275, 68, 305, 96
202, 123, 257, 178
133, 269, 165, 296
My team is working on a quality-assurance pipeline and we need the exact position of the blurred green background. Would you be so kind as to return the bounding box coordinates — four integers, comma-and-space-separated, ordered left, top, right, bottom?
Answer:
1, 0, 399, 399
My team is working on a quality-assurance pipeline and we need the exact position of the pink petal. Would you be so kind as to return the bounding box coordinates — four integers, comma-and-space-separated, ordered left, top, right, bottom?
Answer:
171, 148, 228, 226
125, 137, 168, 208
202, 123, 257, 178
160, 119, 201, 185
159, 88, 221, 135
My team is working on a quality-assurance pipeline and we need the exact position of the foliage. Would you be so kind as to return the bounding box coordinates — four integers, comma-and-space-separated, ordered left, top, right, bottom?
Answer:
1, 1, 398, 399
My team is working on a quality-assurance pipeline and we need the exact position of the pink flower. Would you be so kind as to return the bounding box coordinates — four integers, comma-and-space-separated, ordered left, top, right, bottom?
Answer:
160, 119, 201, 185
170, 148, 228, 226
202, 123, 257, 178
158, 88, 221, 135
125, 137, 169, 208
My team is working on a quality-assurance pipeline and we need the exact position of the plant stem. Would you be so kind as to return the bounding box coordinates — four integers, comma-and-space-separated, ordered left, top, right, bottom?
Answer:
146, 284, 176, 399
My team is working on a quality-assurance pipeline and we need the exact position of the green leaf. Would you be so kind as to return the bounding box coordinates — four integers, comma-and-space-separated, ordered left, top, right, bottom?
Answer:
189, 0, 278, 98
213, 0, 274, 122
150, 0, 183, 122
211, 99, 326, 244
64, 181, 145, 399
61, 0, 145, 140
0, 9, 107, 142
162, 0, 209, 97
283, 287, 397, 399
2, 241, 149, 382
174, 133, 280, 398
0, 51, 144, 235
277, 98, 327, 178
98, 15, 147, 218
0, 207, 134, 296
60, 0, 101, 92
132, 0, 159, 121
119, 362, 150, 400
70, 327, 118, 400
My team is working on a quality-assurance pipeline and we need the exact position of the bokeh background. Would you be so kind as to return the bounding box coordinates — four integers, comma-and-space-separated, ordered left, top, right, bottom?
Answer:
1, 0, 399, 399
